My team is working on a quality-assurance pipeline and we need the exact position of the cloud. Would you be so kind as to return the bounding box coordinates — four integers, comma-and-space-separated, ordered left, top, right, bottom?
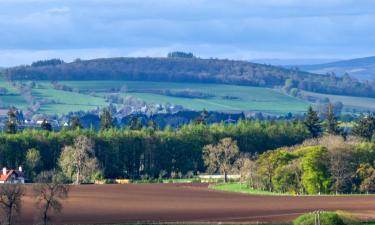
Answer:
0, 0, 374, 65
46, 6, 70, 15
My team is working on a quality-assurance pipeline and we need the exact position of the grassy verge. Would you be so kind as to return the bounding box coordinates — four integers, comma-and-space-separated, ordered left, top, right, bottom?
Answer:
210, 183, 288, 196
130, 178, 202, 184
210, 183, 375, 197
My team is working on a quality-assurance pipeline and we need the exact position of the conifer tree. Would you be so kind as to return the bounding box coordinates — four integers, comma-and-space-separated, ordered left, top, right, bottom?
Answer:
304, 106, 322, 138
70, 116, 82, 130
5, 108, 17, 134
100, 108, 113, 130
324, 104, 340, 135
352, 114, 375, 140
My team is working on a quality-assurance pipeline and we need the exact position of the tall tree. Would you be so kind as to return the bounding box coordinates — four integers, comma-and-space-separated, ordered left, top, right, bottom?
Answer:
328, 146, 354, 194
128, 116, 143, 130
100, 108, 113, 130
5, 108, 17, 134
70, 116, 82, 130
324, 104, 340, 135
352, 115, 375, 140
356, 163, 375, 193
25, 148, 42, 181
304, 106, 322, 138
203, 137, 239, 183
59, 135, 101, 184
41, 119, 52, 131
147, 119, 158, 131
194, 109, 209, 125
33, 170, 70, 225
0, 184, 24, 225
302, 146, 331, 195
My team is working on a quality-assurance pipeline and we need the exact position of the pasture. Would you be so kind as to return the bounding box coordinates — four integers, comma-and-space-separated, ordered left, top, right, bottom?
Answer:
3, 78, 375, 115
302, 90, 375, 111
44, 81, 310, 114
18, 183, 375, 225
1, 79, 310, 114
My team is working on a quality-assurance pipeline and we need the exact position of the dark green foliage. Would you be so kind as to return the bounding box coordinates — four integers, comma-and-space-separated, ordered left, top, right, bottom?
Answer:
128, 116, 143, 130
352, 115, 375, 140
31, 59, 64, 67
193, 109, 209, 125
0, 120, 309, 180
70, 116, 82, 130
5, 109, 17, 134
304, 106, 322, 138
5, 57, 375, 98
41, 119, 52, 131
100, 108, 113, 130
147, 119, 158, 131
324, 104, 340, 135
167, 51, 194, 58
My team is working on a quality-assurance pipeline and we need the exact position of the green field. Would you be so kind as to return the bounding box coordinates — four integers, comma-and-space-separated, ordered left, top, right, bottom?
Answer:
303, 91, 375, 111
3, 79, 375, 115
60, 81, 309, 114
210, 183, 288, 196
1, 79, 311, 115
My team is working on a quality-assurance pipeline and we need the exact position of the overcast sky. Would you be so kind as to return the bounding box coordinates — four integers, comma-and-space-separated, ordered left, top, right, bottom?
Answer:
0, 0, 375, 66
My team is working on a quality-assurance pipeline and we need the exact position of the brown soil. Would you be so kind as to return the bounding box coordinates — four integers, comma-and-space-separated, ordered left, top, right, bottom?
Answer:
18, 183, 375, 224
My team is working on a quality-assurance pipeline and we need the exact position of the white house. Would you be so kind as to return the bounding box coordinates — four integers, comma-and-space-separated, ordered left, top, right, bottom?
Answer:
0, 167, 25, 184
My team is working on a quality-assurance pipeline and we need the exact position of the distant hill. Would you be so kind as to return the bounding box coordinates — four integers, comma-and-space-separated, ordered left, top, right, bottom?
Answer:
296, 56, 375, 80
252, 58, 338, 66
4, 57, 375, 98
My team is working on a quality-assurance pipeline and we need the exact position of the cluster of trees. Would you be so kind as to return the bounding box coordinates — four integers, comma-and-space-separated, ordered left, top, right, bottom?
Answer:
31, 59, 65, 67
5, 57, 375, 98
228, 135, 375, 194
0, 171, 69, 225
200, 105, 375, 194
0, 118, 309, 181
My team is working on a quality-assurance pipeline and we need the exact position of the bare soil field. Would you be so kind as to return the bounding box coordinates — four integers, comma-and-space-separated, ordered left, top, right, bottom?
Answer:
19, 183, 375, 225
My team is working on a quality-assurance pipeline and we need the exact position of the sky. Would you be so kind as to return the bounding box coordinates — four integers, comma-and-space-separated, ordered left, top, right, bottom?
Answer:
0, 0, 375, 66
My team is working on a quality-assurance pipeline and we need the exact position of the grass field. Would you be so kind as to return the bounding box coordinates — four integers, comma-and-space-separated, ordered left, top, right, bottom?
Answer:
210, 183, 375, 197
1, 79, 311, 114
211, 183, 288, 196
60, 81, 309, 113
303, 90, 375, 111
2, 79, 375, 115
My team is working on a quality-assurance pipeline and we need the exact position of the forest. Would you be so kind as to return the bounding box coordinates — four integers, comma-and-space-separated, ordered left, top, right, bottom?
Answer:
1, 104, 375, 194
0, 119, 309, 180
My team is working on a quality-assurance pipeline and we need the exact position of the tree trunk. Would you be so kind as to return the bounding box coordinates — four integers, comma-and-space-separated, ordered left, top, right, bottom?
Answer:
224, 171, 228, 183
76, 166, 81, 184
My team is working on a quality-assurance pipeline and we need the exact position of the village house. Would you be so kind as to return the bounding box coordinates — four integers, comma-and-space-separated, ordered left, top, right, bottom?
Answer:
0, 167, 25, 184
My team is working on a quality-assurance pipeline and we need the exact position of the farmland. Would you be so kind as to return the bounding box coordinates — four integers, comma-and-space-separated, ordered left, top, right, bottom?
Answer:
0, 79, 310, 114
302, 90, 375, 111
3, 77, 375, 115
17, 183, 375, 225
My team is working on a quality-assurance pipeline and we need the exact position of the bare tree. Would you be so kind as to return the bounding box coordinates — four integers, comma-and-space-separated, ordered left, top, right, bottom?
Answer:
203, 137, 239, 183
329, 146, 355, 194
0, 184, 25, 225
33, 170, 70, 225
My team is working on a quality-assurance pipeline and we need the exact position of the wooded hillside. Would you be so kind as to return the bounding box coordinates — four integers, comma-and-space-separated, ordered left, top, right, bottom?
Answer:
5, 57, 375, 98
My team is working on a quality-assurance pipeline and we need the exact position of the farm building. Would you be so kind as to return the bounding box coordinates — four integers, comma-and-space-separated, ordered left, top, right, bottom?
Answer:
0, 167, 25, 184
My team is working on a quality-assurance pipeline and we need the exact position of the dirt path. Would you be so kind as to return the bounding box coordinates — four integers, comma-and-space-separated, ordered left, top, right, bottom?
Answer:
18, 183, 375, 224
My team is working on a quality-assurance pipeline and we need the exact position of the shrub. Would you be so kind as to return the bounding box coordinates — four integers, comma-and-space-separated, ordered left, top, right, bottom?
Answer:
293, 211, 359, 225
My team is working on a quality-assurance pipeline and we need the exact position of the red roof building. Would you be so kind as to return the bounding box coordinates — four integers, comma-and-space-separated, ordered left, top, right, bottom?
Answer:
0, 167, 25, 184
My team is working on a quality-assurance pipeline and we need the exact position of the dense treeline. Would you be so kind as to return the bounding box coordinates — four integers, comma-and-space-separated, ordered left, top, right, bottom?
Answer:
5, 57, 375, 98
0, 120, 309, 180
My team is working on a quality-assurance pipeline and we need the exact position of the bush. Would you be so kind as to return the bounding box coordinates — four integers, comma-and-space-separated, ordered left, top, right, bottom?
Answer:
293, 211, 359, 225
